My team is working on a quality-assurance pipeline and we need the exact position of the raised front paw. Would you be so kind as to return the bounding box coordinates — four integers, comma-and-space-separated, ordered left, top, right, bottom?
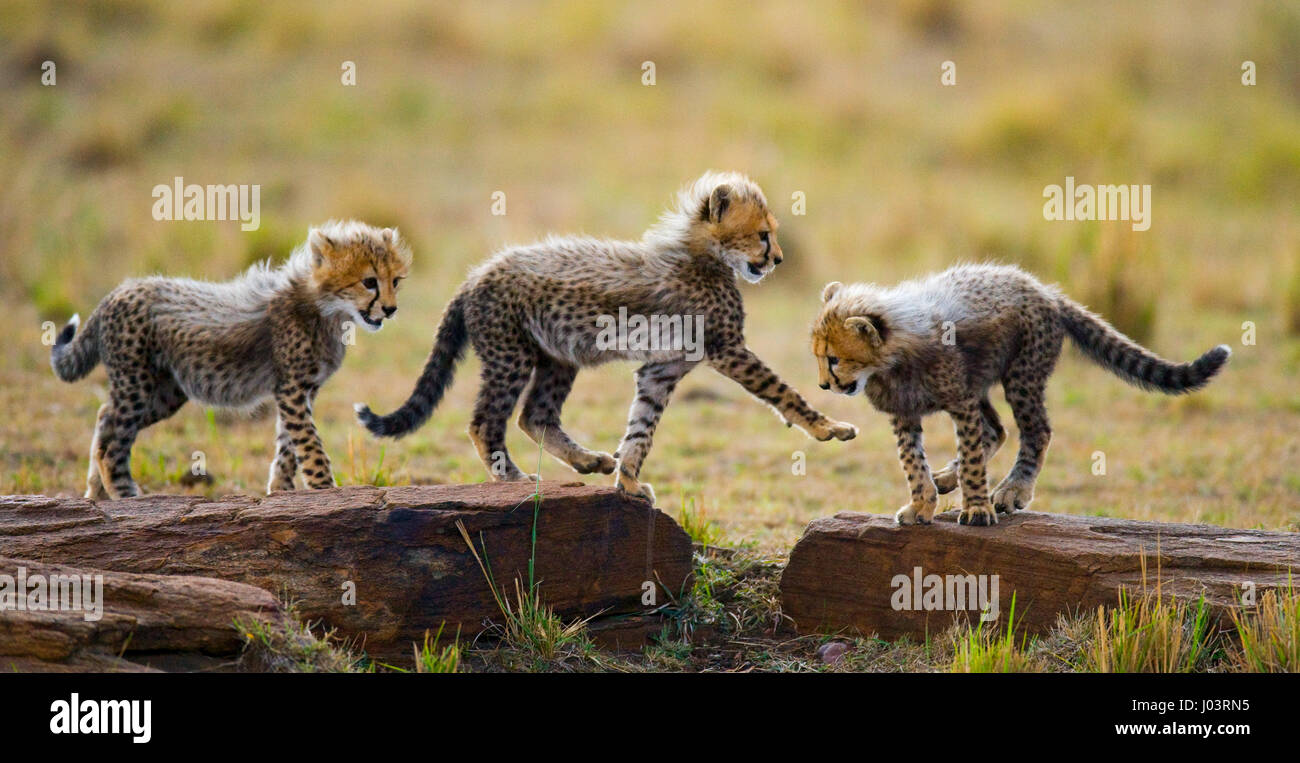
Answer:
991, 478, 1035, 514
895, 499, 938, 526
957, 501, 998, 526
813, 419, 858, 442
572, 451, 617, 475
828, 420, 858, 441
616, 472, 656, 505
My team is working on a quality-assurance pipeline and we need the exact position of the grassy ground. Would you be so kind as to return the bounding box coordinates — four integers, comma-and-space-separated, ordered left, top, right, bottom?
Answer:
239, 539, 1300, 674
1, 1, 1297, 671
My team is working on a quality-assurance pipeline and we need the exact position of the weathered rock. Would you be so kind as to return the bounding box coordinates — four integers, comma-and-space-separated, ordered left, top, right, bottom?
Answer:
0, 557, 279, 672
0, 483, 693, 661
780, 511, 1300, 640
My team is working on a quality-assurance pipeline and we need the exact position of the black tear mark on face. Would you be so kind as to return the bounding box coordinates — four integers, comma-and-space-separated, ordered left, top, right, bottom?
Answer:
828, 360, 844, 388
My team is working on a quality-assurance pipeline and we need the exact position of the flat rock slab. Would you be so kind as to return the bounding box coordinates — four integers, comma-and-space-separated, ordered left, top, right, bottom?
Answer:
0, 556, 279, 672
780, 511, 1300, 640
0, 483, 692, 661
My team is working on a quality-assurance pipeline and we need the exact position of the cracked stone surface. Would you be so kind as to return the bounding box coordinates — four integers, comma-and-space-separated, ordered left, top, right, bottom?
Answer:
0, 482, 692, 663
780, 510, 1300, 639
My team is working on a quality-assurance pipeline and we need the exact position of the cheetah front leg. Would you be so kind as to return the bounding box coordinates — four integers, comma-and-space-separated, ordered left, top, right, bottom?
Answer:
707, 345, 857, 442
891, 414, 939, 525
274, 381, 334, 490
613, 360, 695, 504
950, 398, 995, 526
992, 380, 1052, 514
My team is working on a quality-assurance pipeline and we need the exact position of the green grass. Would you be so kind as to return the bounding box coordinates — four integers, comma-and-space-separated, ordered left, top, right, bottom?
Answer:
1230, 578, 1300, 673
1082, 560, 1217, 673
234, 600, 368, 673
949, 594, 1047, 673
677, 498, 726, 547
413, 624, 462, 674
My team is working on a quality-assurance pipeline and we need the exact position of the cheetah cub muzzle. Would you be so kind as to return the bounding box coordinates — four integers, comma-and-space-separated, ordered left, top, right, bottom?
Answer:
811, 263, 1230, 527
356, 171, 857, 503
50, 220, 411, 499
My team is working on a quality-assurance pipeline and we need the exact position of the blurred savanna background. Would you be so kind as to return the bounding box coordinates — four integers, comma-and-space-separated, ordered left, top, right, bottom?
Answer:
2, 0, 1298, 552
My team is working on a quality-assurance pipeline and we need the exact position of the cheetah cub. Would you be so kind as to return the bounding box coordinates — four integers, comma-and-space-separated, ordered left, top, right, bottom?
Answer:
50, 220, 411, 499
357, 171, 857, 503
811, 263, 1230, 526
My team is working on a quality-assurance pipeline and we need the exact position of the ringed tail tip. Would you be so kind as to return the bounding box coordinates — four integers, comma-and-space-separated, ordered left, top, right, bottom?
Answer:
55, 313, 81, 345
354, 403, 389, 436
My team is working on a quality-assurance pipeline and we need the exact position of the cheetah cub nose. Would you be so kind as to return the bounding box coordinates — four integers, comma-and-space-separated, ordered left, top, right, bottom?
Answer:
382, 306, 397, 317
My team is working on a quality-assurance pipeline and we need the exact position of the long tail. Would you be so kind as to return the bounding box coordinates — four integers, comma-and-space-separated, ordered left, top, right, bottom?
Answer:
355, 292, 469, 437
50, 310, 101, 382
1057, 297, 1230, 394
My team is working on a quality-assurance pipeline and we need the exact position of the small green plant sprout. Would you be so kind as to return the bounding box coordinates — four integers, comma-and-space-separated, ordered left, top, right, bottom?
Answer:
414, 623, 462, 673
452, 434, 603, 667
678, 497, 725, 547
950, 593, 1045, 672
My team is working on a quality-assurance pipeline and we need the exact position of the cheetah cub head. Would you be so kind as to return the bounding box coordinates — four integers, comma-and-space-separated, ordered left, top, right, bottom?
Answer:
308, 220, 412, 332
811, 281, 893, 396
680, 172, 782, 283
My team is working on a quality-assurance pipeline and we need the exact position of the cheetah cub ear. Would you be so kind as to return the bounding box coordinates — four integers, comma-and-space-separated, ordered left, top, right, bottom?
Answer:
845, 316, 883, 348
308, 228, 338, 267
706, 183, 732, 224
821, 281, 843, 302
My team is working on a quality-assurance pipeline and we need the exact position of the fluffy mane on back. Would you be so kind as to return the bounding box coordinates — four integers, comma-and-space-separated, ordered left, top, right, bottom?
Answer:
643, 170, 768, 250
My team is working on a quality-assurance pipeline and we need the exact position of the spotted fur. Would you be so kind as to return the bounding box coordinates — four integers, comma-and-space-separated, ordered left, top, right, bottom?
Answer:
51, 220, 411, 499
357, 172, 856, 503
811, 263, 1230, 526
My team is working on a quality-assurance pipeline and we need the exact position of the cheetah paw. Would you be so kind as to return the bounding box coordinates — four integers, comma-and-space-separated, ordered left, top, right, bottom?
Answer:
815, 420, 858, 442
616, 475, 656, 505
933, 461, 960, 495
895, 500, 937, 526
957, 502, 998, 526
572, 451, 617, 475
493, 470, 537, 483
991, 479, 1035, 514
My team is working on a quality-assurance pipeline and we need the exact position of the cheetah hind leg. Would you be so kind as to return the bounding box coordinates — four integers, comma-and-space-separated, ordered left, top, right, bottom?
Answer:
84, 404, 111, 499
468, 351, 537, 482
517, 357, 615, 476
935, 396, 1005, 495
